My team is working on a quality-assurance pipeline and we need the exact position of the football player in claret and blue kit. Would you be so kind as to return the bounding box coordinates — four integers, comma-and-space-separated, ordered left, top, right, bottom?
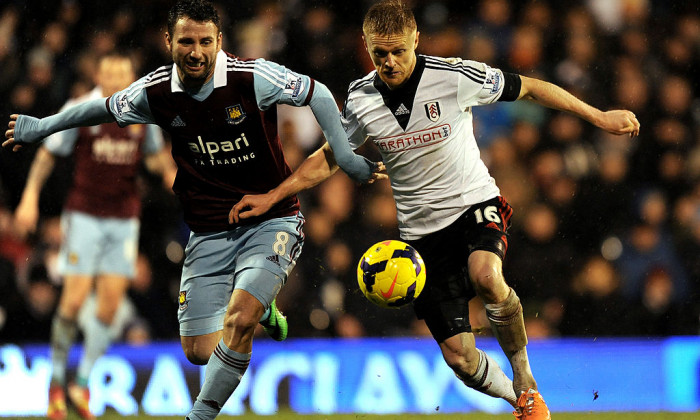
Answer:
14, 52, 175, 420
229, 1, 640, 419
3, 1, 382, 419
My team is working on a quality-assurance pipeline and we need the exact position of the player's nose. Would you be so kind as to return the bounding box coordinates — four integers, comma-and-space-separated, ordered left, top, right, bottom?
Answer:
385, 53, 396, 67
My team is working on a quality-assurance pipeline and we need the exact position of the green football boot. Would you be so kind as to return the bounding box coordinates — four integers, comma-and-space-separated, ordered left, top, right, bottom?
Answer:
260, 299, 288, 341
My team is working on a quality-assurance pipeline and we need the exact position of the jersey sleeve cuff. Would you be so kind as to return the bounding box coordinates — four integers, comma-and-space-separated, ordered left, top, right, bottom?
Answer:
498, 72, 521, 102
302, 78, 316, 107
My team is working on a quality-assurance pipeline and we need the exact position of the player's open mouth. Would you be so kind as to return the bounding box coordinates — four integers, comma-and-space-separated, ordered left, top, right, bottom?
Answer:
186, 63, 204, 71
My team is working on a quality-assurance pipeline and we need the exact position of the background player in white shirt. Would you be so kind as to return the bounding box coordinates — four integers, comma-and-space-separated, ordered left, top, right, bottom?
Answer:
230, 1, 639, 419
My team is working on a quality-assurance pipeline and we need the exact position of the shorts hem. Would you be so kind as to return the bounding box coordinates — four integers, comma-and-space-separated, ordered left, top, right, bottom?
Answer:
179, 315, 224, 337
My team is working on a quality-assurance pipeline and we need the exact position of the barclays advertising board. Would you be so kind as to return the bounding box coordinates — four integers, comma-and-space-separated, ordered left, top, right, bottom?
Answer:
1, 337, 698, 416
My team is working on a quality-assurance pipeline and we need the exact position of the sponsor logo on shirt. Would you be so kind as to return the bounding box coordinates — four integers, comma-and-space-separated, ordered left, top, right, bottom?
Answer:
188, 134, 256, 166
375, 124, 452, 153
225, 104, 247, 125
424, 101, 441, 122
92, 136, 139, 165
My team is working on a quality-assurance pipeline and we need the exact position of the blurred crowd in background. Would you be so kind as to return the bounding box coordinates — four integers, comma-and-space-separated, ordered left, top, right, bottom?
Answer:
0, 0, 699, 345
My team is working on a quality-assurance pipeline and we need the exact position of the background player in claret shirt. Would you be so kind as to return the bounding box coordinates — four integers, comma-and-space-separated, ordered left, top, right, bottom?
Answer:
231, 1, 640, 419
4, 1, 380, 419
13, 52, 176, 420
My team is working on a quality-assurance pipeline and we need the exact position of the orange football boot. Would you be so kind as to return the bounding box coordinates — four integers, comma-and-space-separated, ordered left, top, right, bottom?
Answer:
513, 387, 551, 420
67, 383, 95, 420
47, 385, 67, 420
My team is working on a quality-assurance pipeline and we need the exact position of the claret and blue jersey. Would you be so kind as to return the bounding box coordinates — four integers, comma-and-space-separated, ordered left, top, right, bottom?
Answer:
106, 50, 313, 232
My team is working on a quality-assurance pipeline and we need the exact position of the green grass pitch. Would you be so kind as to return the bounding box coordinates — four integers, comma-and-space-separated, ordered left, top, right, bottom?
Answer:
17, 410, 700, 420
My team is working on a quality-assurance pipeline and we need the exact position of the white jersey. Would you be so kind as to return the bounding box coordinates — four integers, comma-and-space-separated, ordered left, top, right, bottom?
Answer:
342, 55, 517, 240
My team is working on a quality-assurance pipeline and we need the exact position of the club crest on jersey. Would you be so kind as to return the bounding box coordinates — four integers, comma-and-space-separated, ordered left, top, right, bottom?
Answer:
424, 101, 441, 122
178, 291, 188, 310
225, 104, 246, 125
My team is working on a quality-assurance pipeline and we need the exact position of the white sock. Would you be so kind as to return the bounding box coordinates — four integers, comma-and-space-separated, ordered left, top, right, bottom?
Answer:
460, 349, 517, 406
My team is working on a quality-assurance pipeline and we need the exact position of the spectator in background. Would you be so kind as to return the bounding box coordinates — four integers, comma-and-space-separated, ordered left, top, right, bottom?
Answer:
615, 190, 689, 304
632, 266, 695, 336
559, 255, 634, 336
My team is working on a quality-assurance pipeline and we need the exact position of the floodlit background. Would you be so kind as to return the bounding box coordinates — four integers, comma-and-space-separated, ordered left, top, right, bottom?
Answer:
0, 0, 698, 416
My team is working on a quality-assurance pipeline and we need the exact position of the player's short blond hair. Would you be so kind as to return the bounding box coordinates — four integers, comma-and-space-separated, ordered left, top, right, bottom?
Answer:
362, 0, 417, 37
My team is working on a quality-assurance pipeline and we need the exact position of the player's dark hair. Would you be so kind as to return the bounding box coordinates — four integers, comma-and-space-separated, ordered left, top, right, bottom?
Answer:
167, 0, 221, 35
363, 0, 416, 36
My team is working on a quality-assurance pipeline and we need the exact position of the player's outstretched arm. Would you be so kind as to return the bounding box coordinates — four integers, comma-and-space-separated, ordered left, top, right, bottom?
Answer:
307, 81, 379, 183
518, 75, 640, 137
229, 143, 386, 224
3, 98, 114, 151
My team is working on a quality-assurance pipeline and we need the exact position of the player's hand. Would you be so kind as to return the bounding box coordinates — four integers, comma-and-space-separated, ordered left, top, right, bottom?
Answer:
598, 110, 640, 137
3, 114, 23, 151
229, 193, 275, 224
367, 161, 388, 184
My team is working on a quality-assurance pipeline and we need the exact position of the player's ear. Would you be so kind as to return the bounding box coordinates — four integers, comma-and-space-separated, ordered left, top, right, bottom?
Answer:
362, 35, 369, 52
217, 32, 223, 51
414, 31, 420, 50
165, 31, 172, 50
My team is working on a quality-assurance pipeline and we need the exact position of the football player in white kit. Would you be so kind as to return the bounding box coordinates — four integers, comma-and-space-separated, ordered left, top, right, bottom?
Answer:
230, 1, 640, 419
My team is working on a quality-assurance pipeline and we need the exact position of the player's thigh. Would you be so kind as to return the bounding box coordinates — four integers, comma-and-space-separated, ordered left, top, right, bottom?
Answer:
94, 273, 130, 323
57, 211, 104, 277
97, 217, 139, 278
409, 226, 473, 343
232, 215, 305, 310
177, 215, 304, 338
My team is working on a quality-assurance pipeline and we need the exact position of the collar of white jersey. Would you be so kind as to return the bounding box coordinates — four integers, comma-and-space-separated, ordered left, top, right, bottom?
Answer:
170, 50, 228, 93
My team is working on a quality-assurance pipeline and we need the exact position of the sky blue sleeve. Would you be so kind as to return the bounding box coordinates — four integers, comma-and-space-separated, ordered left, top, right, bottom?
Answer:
252, 59, 312, 111
142, 125, 165, 155
307, 82, 376, 183
43, 128, 79, 157
108, 75, 157, 126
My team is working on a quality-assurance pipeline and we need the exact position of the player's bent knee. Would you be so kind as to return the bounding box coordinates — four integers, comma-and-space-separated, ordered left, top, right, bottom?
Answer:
183, 349, 210, 365
470, 266, 506, 300
181, 336, 218, 365
223, 307, 260, 331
